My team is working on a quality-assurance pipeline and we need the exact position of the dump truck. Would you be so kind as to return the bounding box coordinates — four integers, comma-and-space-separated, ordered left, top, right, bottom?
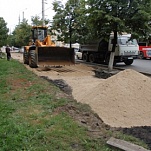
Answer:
23, 26, 75, 68
80, 33, 139, 65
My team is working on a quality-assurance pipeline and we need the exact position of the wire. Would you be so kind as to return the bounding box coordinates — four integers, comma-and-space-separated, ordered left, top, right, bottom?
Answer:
37, 6, 53, 16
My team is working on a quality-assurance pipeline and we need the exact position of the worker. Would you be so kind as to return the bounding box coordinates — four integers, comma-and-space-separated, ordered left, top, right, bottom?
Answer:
5, 45, 11, 61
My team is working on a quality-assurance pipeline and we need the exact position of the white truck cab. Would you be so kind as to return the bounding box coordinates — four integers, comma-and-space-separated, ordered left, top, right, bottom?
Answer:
108, 34, 139, 65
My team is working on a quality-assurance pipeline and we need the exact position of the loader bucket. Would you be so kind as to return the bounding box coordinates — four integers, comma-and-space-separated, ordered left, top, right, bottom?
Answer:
37, 46, 75, 66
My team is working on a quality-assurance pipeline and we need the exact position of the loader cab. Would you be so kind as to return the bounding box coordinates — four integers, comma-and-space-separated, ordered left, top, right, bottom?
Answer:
31, 27, 47, 42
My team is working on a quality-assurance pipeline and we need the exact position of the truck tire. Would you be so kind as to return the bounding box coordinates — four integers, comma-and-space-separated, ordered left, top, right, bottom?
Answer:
89, 54, 95, 63
105, 54, 110, 65
83, 53, 89, 62
124, 59, 133, 65
23, 51, 29, 64
29, 50, 38, 68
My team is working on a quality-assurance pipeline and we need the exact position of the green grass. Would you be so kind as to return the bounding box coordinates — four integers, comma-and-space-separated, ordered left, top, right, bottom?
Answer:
0, 58, 149, 151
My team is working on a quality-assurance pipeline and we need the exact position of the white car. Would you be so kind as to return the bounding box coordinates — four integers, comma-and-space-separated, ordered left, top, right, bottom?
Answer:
75, 49, 82, 60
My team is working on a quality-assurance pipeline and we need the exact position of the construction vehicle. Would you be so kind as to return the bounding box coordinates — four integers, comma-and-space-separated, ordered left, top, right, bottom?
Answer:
80, 33, 139, 65
138, 42, 151, 59
23, 26, 75, 68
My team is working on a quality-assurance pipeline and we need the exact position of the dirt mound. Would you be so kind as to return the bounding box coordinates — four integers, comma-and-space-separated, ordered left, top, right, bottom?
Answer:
80, 69, 151, 128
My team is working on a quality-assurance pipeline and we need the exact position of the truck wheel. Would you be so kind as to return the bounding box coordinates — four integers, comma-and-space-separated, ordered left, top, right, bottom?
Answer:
124, 59, 133, 65
105, 54, 110, 65
23, 51, 29, 64
83, 53, 89, 62
89, 54, 95, 63
29, 50, 38, 68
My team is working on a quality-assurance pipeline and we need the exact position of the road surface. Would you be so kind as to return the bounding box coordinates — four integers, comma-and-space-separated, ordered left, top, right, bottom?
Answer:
116, 59, 151, 75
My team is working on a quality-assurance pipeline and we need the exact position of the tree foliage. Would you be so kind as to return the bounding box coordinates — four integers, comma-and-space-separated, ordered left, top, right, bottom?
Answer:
31, 15, 50, 26
52, 0, 151, 43
0, 17, 9, 47
51, 1, 68, 42
11, 20, 31, 47
52, 0, 85, 43
86, 0, 151, 40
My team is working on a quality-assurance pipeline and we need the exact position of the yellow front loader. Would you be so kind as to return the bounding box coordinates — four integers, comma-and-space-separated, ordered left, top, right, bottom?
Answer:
23, 26, 75, 68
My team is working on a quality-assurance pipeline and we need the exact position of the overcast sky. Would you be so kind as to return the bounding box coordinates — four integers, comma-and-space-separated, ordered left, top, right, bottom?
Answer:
0, 0, 67, 32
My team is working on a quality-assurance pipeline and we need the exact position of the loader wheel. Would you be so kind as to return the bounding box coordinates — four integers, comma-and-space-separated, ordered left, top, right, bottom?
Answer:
29, 50, 38, 68
23, 51, 29, 64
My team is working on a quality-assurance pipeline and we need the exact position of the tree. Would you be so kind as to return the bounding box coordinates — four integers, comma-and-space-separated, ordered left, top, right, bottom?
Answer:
51, 1, 68, 42
0, 17, 9, 47
31, 15, 50, 26
12, 20, 31, 47
52, 0, 83, 44
7, 34, 15, 47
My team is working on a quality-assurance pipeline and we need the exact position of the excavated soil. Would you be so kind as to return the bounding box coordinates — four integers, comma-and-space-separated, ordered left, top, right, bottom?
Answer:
11, 52, 151, 149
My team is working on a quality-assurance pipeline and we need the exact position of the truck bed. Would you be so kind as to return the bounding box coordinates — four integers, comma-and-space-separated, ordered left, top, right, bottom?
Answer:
81, 44, 98, 52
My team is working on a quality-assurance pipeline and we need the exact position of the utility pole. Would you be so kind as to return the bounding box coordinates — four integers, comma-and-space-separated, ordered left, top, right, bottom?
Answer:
42, 0, 45, 26
18, 8, 27, 24
19, 14, 20, 25
23, 11, 25, 22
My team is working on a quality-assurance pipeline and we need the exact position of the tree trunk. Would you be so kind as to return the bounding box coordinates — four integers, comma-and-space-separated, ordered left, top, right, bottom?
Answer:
108, 30, 117, 71
108, 52, 115, 72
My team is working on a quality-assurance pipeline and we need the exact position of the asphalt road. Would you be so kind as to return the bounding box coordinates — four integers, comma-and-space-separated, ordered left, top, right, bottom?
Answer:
77, 58, 151, 76
116, 59, 151, 75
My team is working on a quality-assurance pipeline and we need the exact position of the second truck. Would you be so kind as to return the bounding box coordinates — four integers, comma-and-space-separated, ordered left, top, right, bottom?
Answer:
138, 42, 151, 59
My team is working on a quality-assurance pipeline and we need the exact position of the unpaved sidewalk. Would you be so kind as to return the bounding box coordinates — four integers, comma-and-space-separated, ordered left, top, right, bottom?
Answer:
11, 52, 151, 128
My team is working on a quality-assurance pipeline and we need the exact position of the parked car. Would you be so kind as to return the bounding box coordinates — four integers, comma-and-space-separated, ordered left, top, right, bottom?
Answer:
11, 47, 19, 52
19, 47, 24, 53
75, 48, 82, 60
